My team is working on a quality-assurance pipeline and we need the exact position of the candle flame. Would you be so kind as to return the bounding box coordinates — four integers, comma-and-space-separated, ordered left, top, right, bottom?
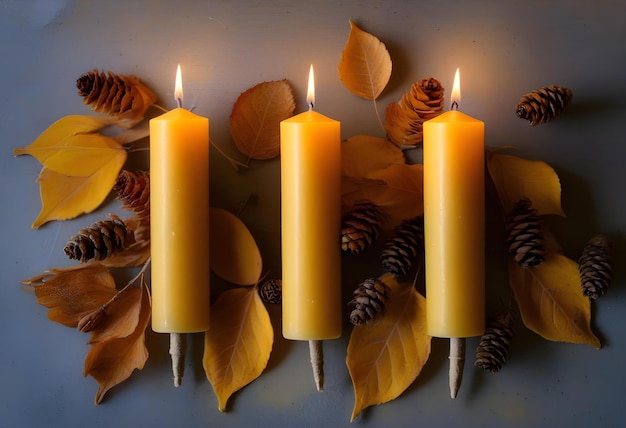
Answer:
175, 64, 183, 108
451, 68, 461, 110
307, 64, 315, 111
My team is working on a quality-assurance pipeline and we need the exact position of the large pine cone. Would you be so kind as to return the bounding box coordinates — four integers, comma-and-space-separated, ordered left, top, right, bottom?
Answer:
348, 278, 389, 325
506, 198, 544, 267
64, 215, 133, 263
384, 78, 444, 148
380, 216, 424, 276
341, 201, 383, 255
515, 85, 572, 126
579, 234, 613, 300
76, 69, 157, 126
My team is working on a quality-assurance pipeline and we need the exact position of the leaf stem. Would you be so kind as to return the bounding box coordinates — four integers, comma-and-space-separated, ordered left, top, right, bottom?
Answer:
102, 257, 151, 311
210, 138, 249, 171
372, 99, 385, 133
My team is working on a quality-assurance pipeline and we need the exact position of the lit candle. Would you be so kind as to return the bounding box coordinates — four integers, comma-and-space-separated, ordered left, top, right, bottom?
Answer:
423, 68, 485, 338
280, 65, 342, 340
150, 64, 210, 333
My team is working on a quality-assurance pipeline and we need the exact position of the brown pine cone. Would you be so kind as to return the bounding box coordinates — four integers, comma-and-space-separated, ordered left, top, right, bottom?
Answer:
384, 78, 445, 148
579, 234, 613, 300
258, 279, 282, 304
64, 215, 133, 263
475, 311, 514, 373
341, 201, 383, 255
506, 198, 544, 267
76, 69, 156, 126
348, 277, 389, 325
380, 216, 424, 276
515, 85, 572, 126
114, 170, 150, 220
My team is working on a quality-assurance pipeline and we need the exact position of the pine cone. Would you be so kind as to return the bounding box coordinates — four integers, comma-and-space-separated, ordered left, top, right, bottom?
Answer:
341, 201, 383, 255
475, 311, 514, 373
76, 69, 157, 125
64, 215, 133, 263
258, 279, 282, 304
384, 78, 444, 148
579, 234, 613, 300
380, 216, 424, 276
515, 85, 573, 126
114, 170, 150, 220
348, 278, 389, 325
506, 198, 544, 267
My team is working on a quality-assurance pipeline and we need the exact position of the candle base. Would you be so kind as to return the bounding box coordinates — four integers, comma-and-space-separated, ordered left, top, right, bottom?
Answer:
308, 340, 324, 391
448, 338, 466, 399
169, 333, 186, 387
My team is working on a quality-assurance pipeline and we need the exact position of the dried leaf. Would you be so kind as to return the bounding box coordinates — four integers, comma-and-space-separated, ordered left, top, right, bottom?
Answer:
509, 253, 600, 348
13, 115, 123, 176
230, 80, 295, 161
487, 151, 564, 216
347, 273, 431, 421
338, 20, 392, 100
32, 159, 125, 228
209, 208, 262, 286
341, 135, 405, 178
203, 286, 273, 412
84, 283, 151, 404
22, 263, 116, 327
88, 285, 143, 344
343, 163, 423, 230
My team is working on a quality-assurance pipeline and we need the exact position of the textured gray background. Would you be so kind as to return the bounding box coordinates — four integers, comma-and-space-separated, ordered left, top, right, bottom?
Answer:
1, 1, 625, 427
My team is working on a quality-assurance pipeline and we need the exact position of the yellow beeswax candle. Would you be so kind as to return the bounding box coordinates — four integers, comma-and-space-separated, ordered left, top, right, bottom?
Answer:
423, 69, 485, 338
150, 65, 210, 333
280, 65, 341, 340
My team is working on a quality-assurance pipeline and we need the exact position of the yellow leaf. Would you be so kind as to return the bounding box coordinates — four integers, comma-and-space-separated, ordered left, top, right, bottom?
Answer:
230, 80, 295, 161
338, 20, 392, 100
209, 208, 262, 286
23, 263, 116, 328
84, 283, 151, 404
509, 253, 600, 348
347, 274, 431, 421
203, 287, 273, 412
343, 164, 423, 230
341, 135, 405, 178
487, 151, 564, 216
15, 131, 126, 177
32, 151, 126, 228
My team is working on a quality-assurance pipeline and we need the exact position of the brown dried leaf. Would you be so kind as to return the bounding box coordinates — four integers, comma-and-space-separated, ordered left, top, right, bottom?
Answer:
230, 80, 295, 161
341, 135, 405, 179
338, 20, 392, 100
22, 263, 116, 327
84, 283, 151, 404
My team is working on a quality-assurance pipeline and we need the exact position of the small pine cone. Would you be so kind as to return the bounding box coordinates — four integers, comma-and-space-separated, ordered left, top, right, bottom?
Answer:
475, 311, 515, 373
384, 77, 444, 148
114, 170, 150, 220
579, 234, 613, 300
76, 69, 157, 125
258, 279, 282, 304
341, 201, 383, 255
64, 215, 132, 263
348, 278, 390, 325
515, 85, 573, 126
506, 198, 544, 267
380, 216, 424, 276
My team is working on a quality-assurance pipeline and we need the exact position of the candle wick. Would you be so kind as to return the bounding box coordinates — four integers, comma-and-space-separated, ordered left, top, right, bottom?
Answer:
451, 100, 459, 111
308, 101, 314, 111
176, 97, 183, 109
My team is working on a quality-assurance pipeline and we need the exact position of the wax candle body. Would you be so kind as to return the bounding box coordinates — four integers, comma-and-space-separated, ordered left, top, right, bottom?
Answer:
423, 110, 485, 338
280, 110, 341, 340
150, 108, 210, 333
